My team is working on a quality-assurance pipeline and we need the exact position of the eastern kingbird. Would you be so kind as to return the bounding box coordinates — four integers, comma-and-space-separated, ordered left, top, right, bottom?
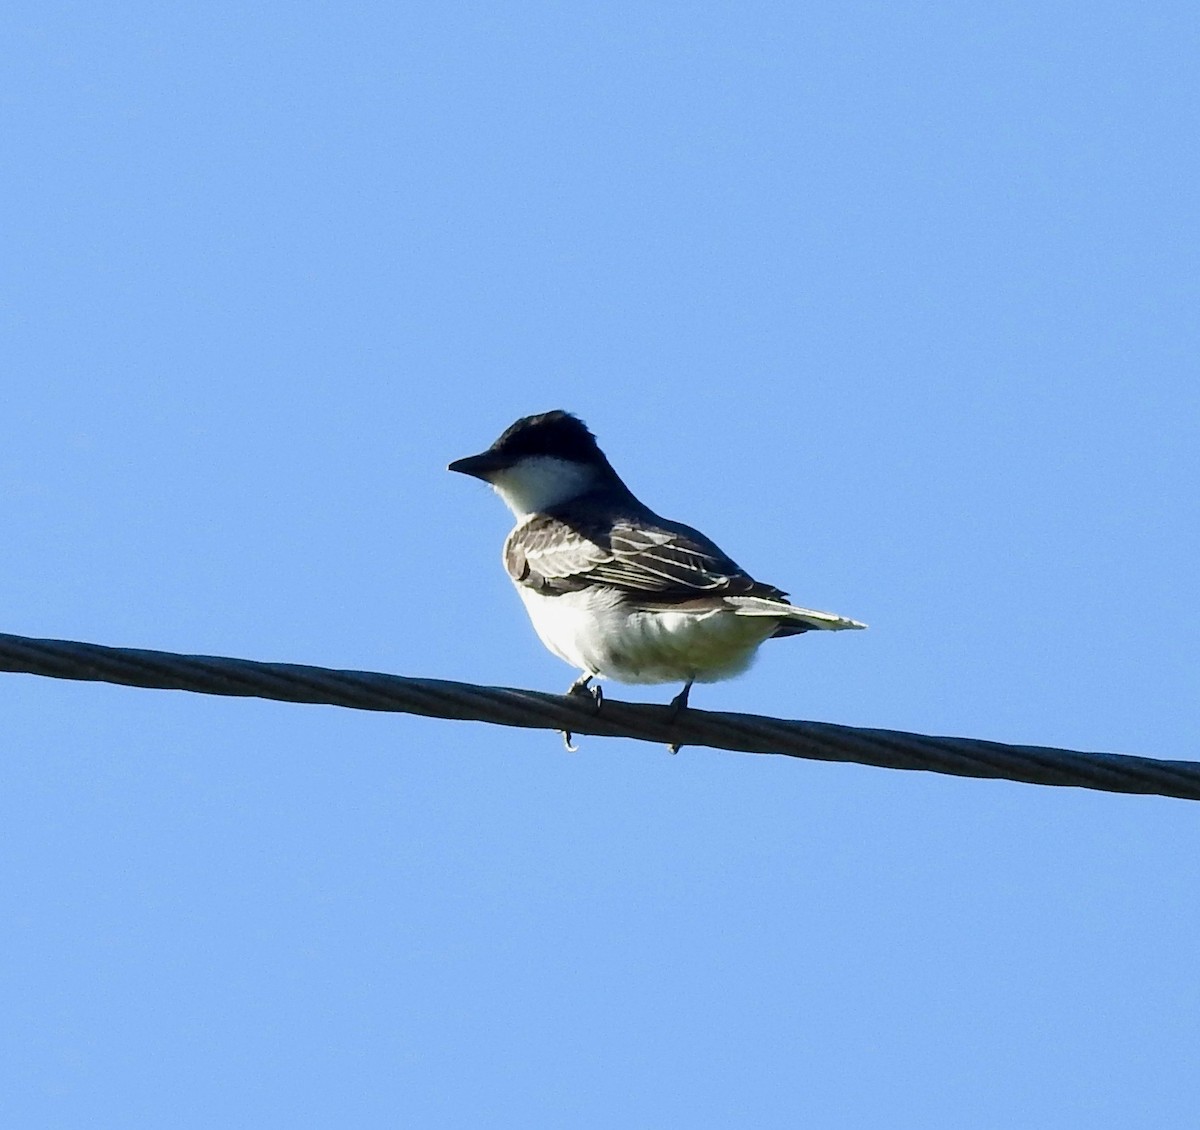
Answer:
449, 410, 865, 730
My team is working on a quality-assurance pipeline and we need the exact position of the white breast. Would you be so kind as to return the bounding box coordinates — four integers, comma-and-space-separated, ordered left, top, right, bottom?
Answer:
514, 584, 779, 687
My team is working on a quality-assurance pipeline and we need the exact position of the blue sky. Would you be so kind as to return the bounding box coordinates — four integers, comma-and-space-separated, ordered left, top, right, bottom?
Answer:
3, 2, 1198, 1125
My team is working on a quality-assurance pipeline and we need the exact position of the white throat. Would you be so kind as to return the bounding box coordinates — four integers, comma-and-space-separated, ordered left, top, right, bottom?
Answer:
490, 456, 599, 518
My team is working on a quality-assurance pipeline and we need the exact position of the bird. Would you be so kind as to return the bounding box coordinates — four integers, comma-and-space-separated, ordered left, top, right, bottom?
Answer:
448, 410, 865, 745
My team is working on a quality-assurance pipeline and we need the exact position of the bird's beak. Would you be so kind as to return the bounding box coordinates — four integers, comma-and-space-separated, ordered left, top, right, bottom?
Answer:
448, 450, 510, 480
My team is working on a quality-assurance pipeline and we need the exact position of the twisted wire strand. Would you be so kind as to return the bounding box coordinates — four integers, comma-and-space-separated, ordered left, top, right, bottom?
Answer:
1, 630, 1196, 801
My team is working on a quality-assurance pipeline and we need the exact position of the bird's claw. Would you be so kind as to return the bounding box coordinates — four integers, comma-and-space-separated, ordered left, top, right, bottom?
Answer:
561, 674, 602, 750
567, 675, 603, 709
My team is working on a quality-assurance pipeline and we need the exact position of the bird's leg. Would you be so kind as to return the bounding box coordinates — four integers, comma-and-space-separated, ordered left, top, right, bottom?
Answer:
562, 672, 603, 751
668, 679, 693, 718
666, 678, 694, 754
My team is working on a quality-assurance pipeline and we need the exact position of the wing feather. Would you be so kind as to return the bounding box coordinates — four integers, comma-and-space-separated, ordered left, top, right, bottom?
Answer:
504, 506, 786, 602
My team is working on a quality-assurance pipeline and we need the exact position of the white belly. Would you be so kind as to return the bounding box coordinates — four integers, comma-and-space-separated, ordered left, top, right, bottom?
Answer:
514, 584, 778, 686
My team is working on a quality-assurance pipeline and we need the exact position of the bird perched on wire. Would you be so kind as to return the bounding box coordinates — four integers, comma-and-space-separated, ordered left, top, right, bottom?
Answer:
449, 410, 865, 747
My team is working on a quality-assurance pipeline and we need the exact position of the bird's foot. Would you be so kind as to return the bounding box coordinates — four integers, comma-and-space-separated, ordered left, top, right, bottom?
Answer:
567, 673, 604, 709
666, 679, 694, 754
561, 673, 603, 750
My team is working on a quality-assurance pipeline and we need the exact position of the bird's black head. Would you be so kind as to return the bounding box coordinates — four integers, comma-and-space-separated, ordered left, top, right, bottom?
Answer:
448, 410, 635, 514
489, 410, 604, 464
449, 410, 610, 479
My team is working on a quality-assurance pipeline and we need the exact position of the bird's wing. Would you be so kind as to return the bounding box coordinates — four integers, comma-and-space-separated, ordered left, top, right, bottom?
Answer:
504, 509, 786, 602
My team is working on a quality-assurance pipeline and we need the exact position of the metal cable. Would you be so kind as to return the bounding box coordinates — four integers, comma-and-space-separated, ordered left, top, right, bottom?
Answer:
1, 630, 1195, 801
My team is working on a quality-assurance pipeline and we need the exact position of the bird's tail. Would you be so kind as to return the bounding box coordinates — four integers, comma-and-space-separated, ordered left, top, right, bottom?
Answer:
724, 596, 867, 636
